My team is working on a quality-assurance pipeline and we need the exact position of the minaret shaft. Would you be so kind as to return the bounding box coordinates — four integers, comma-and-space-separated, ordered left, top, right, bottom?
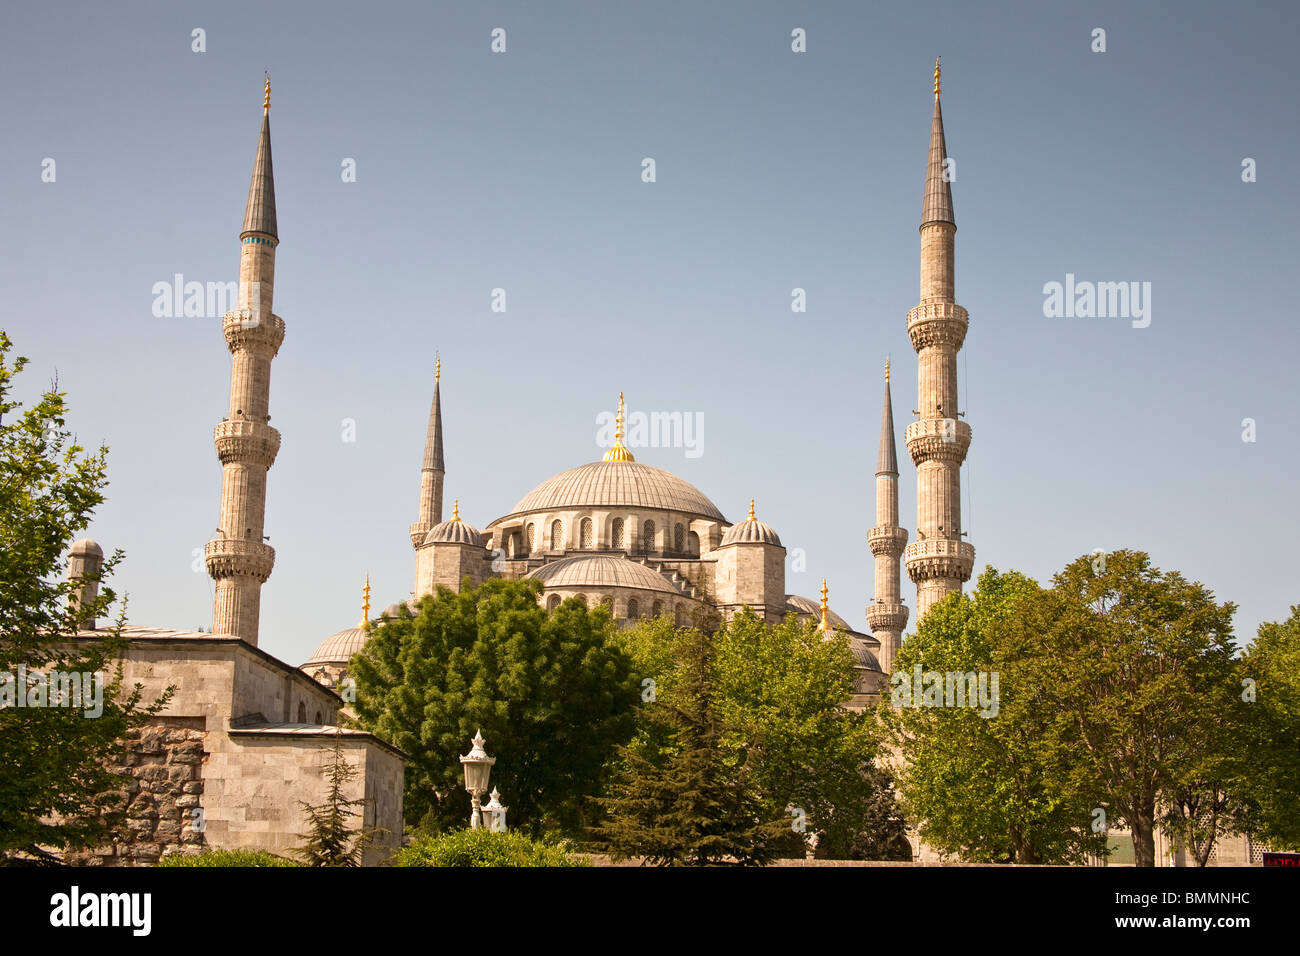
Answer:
867, 365, 908, 673
205, 82, 282, 644
905, 66, 974, 623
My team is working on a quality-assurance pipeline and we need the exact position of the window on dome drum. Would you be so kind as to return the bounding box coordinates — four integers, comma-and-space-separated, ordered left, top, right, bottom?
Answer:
581, 518, 593, 549
642, 520, 655, 553
575, 593, 588, 607
652, 600, 664, 618
627, 598, 639, 619
526, 523, 535, 552
547, 594, 561, 611
674, 524, 685, 554
550, 520, 562, 550
297, 701, 306, 723
611, 517, 624, 549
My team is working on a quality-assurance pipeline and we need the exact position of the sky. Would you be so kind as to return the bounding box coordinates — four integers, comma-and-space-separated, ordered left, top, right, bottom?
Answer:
3, 0, 1297, 667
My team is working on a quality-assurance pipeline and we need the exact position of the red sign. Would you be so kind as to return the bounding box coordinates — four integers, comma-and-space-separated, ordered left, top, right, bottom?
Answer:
1262, 852, 1300, 867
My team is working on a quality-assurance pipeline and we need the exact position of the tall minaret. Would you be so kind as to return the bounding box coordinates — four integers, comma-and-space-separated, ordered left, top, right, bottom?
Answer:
409, 355, 446, 548
866, 358, 909, 672
905, 59, 974, 621
206, 76, 284, 644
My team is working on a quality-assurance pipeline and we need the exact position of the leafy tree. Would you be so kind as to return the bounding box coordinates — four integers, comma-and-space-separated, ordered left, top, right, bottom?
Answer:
0, 331, 170, 862
1234, 605, 1300, 850
714, 608, 908, 859
296, 732, 370, 866
351, 579, 639, 836
1008, 550, 1239, 867
881, 568, 1103, 863
597, 627, 786, 865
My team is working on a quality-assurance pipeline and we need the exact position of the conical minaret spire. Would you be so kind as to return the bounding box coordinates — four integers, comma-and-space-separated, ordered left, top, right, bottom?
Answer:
867, 359, 909, 672
206, 76, 286, 644
905, 60, 974, 621
410, 355, 446, 549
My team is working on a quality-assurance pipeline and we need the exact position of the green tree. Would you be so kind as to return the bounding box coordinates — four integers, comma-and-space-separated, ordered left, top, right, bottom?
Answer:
714, 608, 908, 859
296, 733, 370, 867
350, 579, 639, 836
597, 627, 785, 865
1234, 605, 1300, 850
881, 568, 1103, 863
0, 331, 170, 862
1008, 550, 1239, 867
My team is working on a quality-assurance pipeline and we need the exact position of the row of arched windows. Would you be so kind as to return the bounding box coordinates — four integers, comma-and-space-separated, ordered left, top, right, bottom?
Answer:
542, 593, 668, 620
512, 518, 698, 555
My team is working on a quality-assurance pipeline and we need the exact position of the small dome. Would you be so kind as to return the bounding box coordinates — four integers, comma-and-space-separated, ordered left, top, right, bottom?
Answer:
424, 502, 484, 547
380, 603, 404, 619
847, 637, 882, 672
70, 538, 103, 557
525, 554, 681, 595
720, 499, 781, 547
303, 626, 370, 666
785, 594, 851, 631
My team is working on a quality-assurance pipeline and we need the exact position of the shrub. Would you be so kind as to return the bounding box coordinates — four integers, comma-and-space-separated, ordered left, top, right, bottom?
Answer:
157, 848, 303, 867
394, 828, 588, 867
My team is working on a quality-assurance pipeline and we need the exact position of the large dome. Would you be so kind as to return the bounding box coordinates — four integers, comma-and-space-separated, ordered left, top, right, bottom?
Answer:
496, 460, 726, 523
525, 554, 683, 595
303, 626, 370, 666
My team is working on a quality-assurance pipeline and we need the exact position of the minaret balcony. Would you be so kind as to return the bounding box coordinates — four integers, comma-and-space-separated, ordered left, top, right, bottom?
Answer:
865, 601, 910, 634
205, 538, 275, 583
213, 419, 281, 468
867, 525, 909, 556
907, 301, 968, 351
905, 418, 971, 465
222, 309, 285, 356
904, 539, 975, 583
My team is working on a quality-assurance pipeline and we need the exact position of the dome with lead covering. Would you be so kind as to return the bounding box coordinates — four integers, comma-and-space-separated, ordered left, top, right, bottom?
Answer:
303, 626, 370, 666
498, 460, 725, 523
525, 554, 682, 595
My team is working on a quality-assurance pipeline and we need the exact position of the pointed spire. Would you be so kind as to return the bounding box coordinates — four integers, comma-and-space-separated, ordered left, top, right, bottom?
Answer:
819, 579, 831, 632
241, 76, 278, 241
877, 358, 899, 476
748, 498, 756, 521
452, 499, 460, 521
602, 392, 635, 462
422, 365, 444, 472
358, 574, 371, 629
922, 58, 955, 228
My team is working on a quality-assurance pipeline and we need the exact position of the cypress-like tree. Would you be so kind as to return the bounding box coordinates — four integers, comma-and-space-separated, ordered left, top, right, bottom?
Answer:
597, 628, 785, 865
296, 733, 370, 867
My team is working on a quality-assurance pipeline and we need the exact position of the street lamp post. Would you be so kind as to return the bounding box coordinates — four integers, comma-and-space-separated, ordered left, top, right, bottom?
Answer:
483, 787, 508, 832
459, 729, 496, 829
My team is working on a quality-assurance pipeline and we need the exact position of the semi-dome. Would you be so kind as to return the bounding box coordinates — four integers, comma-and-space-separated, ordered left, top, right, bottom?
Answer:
525, 554, 683, 595
847, 638, 882, 671
423, 500, 485, 546
497, 460, 726, 523
720, 500, 781, 546
303, 626, 370, 666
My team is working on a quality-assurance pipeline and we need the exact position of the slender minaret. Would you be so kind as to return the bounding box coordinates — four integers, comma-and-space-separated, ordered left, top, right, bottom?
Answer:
867, 358, 909, 672
905, 59, 974, 621
206, 76, 284, 644
410, 355, 446, 548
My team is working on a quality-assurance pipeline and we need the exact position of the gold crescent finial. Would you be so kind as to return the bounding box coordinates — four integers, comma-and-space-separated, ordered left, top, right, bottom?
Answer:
602, 392, 635, 462
436, 353, 441, 383
264, 73, 271, 112
452, 499, 460, 521
933, 58, 941, 96
748, 498, 756, 521
819, 578, 830, 632
359, 573, 371, 629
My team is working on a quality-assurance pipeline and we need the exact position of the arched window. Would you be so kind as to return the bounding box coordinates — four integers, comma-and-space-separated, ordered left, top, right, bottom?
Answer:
550, 519, 563, 550
525, 523, 535, 552
314, 711, 322, 724
688, 530, 700, 557
627, 598, 639, 619
574, 593, 588, 607
297, 701, 306, 723
581, 517, 593, 549
652, 600, 664, 618
642, 520, 655, 552
675, 604, 685, 626
547, 594, 561, 611
506, 533, 516, 558
611, 517, 624, 549
674, 524, 685, 554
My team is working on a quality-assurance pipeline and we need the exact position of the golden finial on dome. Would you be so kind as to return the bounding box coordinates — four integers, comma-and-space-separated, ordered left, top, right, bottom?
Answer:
885, 356, 891, 384
359, 574, 371, 629
263, 73, 271, 113
748, 498, 756, 521
602, 392, 636, 462
819, 578, 831, 632
933, 58, 941, 96
452, 499, 460, 521
435, 353, 441, 383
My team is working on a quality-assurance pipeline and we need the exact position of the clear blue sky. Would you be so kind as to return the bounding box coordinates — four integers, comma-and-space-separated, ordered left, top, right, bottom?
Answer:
3, 0, 1296, 665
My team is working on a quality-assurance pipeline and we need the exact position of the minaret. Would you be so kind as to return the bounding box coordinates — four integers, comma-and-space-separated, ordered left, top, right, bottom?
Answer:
206, 76, 284, 645
410, 355, 446, 548
905, 59, 974, 621
867, 358, 909, 672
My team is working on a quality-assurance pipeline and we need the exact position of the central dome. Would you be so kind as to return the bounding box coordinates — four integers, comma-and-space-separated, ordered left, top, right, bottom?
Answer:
496, 460, 726, 523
